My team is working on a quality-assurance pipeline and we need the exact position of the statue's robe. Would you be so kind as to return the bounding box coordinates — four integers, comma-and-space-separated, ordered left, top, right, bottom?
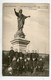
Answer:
15, 11, 27, 30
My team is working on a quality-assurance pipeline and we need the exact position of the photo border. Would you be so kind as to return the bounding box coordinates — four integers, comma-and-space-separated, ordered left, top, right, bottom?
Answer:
0, 0, 51, 80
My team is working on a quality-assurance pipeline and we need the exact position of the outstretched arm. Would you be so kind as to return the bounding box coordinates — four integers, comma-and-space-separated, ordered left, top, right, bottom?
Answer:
24, 16, 31, 19
14, 8, 19, 17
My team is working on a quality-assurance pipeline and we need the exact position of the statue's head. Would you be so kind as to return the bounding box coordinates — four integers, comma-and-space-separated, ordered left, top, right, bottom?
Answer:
19, 9, 22, 13
19, 9, 22, 16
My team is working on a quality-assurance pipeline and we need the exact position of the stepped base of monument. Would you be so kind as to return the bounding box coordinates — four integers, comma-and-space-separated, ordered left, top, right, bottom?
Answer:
10, 38, 30, 52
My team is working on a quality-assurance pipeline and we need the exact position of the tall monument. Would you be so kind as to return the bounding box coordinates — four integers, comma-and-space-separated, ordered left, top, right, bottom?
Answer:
11, 9, 30, 52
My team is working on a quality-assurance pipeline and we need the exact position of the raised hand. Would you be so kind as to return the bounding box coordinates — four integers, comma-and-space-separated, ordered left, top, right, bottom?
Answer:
28, 16, 31, 17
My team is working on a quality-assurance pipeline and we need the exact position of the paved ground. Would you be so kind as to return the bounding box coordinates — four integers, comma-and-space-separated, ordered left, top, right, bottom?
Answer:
2, 67, 49, 76
14, 70, 49, 76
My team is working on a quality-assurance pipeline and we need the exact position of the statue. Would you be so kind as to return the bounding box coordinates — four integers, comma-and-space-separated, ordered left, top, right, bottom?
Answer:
14, 8, 30, 38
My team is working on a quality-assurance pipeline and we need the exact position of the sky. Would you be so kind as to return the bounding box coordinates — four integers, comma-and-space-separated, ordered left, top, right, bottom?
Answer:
2, 3, 49, 54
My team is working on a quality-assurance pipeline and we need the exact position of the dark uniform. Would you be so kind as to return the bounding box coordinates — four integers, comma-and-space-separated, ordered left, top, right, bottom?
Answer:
27, 57, 31, 72
30, 53, 38, 73
9, 49, 14, 64
36, 58, 44, 72
30, 54, 34, 73
10, 57, 17, 75
16, 58, 19, 74
11, 51, 19, 75
23, 58, 27, 73
18, 52, 24, 74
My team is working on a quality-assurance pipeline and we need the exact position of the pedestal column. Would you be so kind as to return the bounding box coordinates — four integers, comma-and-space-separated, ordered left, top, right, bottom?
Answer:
11, 38, 30, 52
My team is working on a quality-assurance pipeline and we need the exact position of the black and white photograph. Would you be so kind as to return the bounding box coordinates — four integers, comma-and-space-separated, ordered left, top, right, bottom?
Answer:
2, 3, 49, 76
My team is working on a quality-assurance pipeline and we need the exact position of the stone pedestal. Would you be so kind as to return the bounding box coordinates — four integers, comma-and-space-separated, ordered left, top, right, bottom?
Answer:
11, 38, 30, 52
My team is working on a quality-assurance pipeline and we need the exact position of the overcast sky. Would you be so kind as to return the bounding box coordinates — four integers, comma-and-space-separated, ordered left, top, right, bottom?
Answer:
2, 3, 49, 54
